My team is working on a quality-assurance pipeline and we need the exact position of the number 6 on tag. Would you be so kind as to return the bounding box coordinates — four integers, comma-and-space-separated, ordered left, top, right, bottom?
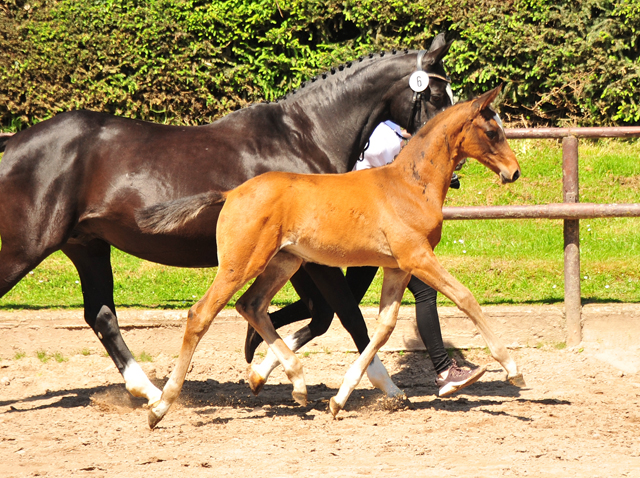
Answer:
409, 71, 429, 93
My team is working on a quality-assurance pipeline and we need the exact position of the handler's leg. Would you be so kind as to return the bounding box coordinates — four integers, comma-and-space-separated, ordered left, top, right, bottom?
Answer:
408, 276, 486, 397
409, 251, 523, 386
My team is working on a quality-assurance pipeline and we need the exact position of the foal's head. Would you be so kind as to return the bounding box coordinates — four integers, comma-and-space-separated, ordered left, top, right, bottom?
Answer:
456, 86, 520, 184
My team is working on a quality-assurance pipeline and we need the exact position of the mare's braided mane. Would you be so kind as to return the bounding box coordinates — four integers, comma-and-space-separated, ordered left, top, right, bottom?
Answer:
254, 49, 414, 105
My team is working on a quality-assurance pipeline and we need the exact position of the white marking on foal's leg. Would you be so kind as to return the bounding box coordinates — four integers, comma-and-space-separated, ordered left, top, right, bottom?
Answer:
250, 328, 309, 390
122, 360, 162, 405
366, 355, 404, 397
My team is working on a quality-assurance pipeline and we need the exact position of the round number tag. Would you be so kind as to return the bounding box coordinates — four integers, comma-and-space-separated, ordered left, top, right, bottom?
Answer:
409, 71, 429, 92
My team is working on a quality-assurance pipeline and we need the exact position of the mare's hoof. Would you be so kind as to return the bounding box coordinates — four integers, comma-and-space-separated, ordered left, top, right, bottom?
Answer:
508, 373, 526, 388
329, 397, 342, 418
292, 390, 308, 407
248, 368, 266, 395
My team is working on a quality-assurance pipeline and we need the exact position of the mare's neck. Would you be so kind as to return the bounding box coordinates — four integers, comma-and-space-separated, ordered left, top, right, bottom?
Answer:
277, 53, 418, 173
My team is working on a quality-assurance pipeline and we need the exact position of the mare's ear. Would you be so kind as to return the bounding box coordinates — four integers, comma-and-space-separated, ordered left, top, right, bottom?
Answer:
424, 40, 453, 65
428, 33, 447, 52
472, 85, 503, 113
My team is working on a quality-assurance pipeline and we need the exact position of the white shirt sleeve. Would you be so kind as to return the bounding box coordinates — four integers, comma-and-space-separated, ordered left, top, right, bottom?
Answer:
353, 123, 403, 171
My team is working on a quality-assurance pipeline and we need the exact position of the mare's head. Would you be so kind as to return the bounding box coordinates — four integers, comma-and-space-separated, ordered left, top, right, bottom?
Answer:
388, 33, 454, 134
452, 85, 520, 184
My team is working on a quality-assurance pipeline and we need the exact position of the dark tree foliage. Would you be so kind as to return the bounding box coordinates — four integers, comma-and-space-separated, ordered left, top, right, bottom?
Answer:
0, 0, 638, 129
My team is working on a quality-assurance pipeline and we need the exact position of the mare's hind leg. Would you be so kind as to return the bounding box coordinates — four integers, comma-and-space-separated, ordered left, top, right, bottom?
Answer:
330, 268, 410, 417
62, 241, 162, 405
238, 252, 307, 405
409, 249, 523, 386
0, 244, 48, 302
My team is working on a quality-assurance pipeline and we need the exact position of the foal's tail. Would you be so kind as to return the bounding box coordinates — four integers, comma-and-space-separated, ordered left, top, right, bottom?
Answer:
0, 132, 15, 152
136, 191, 227, 234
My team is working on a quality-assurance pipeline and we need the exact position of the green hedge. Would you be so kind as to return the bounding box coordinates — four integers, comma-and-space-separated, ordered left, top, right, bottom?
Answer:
0, 0, 638, 130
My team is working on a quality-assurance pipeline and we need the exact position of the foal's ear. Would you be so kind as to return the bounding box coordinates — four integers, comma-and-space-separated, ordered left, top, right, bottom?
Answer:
472, 85, 503, 113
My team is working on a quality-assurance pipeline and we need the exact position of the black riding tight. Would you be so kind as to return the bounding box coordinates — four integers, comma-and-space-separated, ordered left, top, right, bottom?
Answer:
268, 266, 452, 375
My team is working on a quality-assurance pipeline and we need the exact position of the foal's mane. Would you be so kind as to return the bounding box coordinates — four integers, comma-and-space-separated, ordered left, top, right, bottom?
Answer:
411, 94, 499, 142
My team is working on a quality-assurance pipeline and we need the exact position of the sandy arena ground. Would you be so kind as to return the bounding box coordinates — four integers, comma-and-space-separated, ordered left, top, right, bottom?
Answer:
1, 306, 639, 477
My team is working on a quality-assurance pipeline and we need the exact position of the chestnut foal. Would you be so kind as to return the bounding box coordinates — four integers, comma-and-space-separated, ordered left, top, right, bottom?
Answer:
137, 86, 523, 428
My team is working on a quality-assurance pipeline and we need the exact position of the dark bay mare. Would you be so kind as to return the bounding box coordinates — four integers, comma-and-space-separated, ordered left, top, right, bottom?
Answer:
0, 36, 453, 405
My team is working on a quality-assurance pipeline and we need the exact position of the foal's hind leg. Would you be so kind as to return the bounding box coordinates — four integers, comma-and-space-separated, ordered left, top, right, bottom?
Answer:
62, 241, 162, 405
252, 264, 403, 398
238, 252, 308, 405
249, 265, 335, 390
148, 267, 249, 429
409, 250, 523, 386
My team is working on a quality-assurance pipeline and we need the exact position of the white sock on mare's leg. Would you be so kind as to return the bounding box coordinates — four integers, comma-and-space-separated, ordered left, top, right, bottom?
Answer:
366, 355, 404, 397
122, 360, 162, 405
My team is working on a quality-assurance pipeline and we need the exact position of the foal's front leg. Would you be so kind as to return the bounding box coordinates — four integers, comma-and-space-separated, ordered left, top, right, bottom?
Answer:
410, 250, 524, 386
329, 268, 410, 417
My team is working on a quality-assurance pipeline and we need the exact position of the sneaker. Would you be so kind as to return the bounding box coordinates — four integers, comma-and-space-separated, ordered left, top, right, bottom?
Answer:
435, 359, 486, 397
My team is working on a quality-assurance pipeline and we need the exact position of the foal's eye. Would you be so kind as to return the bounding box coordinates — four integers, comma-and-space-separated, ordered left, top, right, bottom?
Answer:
486, 130, 498, 140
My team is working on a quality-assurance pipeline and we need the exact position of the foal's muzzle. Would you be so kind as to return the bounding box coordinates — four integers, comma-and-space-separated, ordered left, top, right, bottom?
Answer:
500, 169, 521, 184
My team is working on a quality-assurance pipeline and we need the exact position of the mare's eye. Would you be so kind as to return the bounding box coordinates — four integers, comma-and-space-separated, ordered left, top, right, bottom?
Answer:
486, 130, 498, 140
430, 94, 442, 105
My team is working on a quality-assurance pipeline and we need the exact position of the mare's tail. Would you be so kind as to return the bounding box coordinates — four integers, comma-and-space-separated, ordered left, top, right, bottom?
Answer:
136, 191, 226, 234
0, 132, 15, 152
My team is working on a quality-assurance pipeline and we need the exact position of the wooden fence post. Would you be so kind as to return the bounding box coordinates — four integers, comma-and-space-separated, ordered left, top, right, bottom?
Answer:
562, 136, 582, 346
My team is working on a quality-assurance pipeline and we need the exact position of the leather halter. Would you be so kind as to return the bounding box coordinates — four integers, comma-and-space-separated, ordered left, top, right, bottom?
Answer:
406, 50, 451, 134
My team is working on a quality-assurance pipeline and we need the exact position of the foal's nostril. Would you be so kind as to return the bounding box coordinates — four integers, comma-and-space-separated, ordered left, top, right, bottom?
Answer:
512, 170, 521, 182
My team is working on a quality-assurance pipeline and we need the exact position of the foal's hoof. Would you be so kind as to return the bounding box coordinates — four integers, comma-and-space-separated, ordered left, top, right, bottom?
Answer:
329, 397, 342, 418
148, 401, 165, 430
292, 390, 308, 407
248, 368, 266, 396
508, 373, 526, 388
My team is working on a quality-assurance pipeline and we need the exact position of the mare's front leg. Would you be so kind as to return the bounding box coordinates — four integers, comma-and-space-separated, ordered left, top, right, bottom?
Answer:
329, 268, 410, 417
409, 249, 524, 386
238, 252, 308, 405
62, 241, 162, 405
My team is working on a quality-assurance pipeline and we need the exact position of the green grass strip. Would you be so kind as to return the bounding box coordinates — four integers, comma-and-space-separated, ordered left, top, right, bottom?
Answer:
1, 138, 639, 309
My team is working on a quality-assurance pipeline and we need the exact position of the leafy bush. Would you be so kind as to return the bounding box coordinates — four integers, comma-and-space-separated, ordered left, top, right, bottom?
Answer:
0, 0, 638, 129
